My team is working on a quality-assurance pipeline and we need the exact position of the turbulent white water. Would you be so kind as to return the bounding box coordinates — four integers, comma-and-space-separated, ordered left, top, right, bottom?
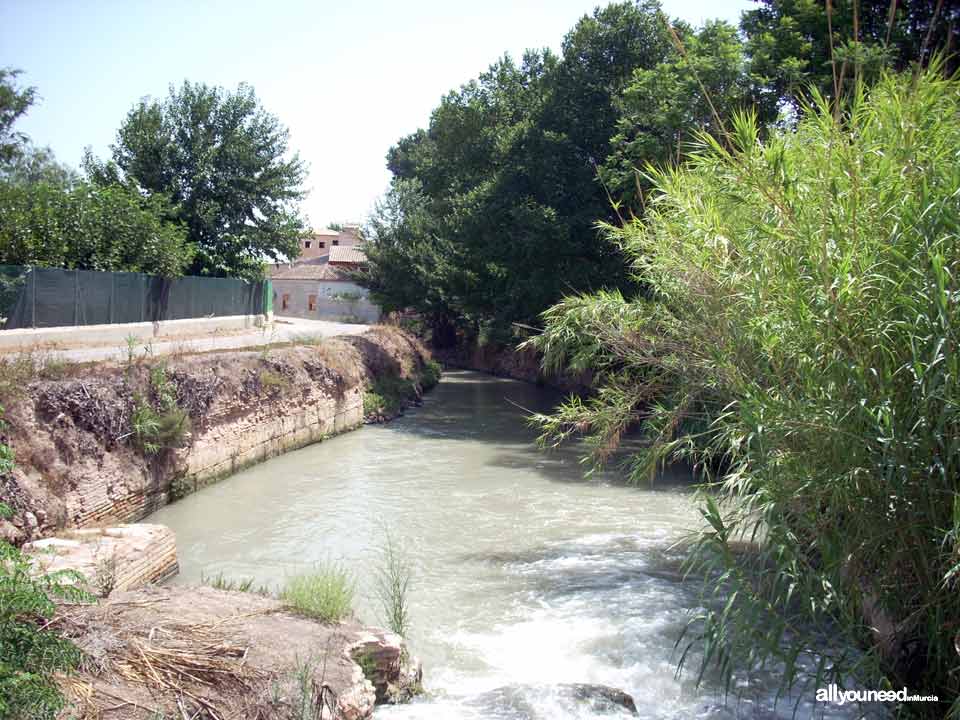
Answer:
150, 371, 862, 719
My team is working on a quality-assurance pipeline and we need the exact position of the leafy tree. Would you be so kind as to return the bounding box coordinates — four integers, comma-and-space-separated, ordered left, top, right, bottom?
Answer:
0, 69, 35, 165
92, 81, 308, 279
0, 145, 78, 187
741, 0, 960, 114
0, 69, 190, 276
600, 20, 757, 205
0, 180, 193, 275
369, 1, 683, 339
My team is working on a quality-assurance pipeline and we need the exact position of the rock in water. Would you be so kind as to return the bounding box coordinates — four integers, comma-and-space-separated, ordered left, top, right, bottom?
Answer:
472, 683, 638, 718
561, 684, 638, 714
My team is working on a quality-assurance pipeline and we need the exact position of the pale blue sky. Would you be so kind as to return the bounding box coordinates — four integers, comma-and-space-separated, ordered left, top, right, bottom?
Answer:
1, 0, 753, 227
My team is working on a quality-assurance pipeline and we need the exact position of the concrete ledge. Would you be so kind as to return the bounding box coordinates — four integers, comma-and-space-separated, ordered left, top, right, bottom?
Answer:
0, 314, 267, 353
25, 524, 179, 593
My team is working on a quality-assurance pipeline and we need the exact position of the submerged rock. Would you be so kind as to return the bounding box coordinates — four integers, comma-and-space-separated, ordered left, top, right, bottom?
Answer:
472, 683, 639, 718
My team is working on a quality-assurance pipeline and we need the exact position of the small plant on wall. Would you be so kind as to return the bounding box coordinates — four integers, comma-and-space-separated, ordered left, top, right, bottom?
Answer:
130, 364, 190, 456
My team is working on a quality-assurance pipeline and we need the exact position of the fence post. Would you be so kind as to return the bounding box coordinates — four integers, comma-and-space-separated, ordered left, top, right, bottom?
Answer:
31, 268, 36, 329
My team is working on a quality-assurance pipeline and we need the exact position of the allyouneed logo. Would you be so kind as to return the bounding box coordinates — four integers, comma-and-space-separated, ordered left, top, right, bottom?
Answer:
816, 684, 939, 705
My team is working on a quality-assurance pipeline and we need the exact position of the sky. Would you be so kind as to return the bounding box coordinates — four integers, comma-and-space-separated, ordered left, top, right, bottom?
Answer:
1, 0, 753, 229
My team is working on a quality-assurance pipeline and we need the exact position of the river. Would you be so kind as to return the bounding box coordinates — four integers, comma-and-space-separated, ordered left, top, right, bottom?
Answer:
150, 370, 858, 719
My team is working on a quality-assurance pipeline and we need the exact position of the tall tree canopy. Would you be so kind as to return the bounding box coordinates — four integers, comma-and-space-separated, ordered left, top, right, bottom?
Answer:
600, 20, 756, 204
89, 81, 308, 279
366, 1, 726, 340
0, 70, 192, 276
742, 0, 959, 114
0, 69, 35, 165
0, 181, 193, 275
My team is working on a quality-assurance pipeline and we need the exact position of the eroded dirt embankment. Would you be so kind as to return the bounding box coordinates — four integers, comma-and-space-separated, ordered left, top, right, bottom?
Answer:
1, 326, 434, 543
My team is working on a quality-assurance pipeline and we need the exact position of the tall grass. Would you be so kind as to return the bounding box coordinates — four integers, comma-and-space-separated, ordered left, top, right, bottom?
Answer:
373, 527, 413, 637
526, 67, 960, 714
281, 562, 355, 623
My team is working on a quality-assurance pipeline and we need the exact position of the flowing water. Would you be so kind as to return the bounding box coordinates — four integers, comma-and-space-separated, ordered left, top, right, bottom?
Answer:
150, 371, 858, 720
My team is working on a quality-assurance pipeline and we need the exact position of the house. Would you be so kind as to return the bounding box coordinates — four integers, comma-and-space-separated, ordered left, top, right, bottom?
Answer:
271, 227, 378, 323
328, 244, 367, 268
296, 225, 362, 260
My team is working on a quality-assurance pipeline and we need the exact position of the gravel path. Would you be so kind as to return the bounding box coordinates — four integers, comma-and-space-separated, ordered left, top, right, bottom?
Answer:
19, 316, 369, 364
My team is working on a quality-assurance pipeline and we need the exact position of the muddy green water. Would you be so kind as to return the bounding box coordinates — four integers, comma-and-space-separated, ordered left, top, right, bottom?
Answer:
150, 371, 856, 719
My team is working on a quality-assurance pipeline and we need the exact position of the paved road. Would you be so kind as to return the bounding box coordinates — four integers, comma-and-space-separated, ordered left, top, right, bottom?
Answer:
34, 316, 369, 364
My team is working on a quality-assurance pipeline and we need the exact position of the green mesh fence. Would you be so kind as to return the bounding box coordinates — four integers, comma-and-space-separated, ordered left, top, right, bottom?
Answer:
0, 266, 269, 330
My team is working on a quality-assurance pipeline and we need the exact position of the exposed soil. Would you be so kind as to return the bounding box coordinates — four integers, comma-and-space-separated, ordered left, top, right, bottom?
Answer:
55, 585, 420, 720
1, 326, 435, 542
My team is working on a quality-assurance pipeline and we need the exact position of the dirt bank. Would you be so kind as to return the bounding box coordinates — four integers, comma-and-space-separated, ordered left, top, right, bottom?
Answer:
434, 337, 591, 394
57, 585, 421, 720
1, 326, 434, 542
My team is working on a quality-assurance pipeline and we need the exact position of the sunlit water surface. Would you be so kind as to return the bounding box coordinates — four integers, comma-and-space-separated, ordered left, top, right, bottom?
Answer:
150, 371, 862, 719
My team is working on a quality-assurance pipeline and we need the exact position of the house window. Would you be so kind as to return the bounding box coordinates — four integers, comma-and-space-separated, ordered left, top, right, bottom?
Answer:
304, 240, 312, 249
282, 294, 290, 311
332, 239, 339, 246
308, 294, 317, 312
319, 241, 325, 248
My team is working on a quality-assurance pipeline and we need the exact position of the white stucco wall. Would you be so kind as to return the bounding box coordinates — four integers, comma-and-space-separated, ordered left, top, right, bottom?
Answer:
272, 279, 380, 323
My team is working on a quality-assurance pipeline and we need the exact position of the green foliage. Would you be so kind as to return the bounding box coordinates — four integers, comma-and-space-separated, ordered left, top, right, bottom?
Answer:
363, 374, 417, 417
131, 364, 190, 456
258, 369, 288, 390
0, 68, 35, 165
281, 563, 355, 623
90, 80, 308, 279
420, 360, 441, 391
601, 20, 760, 205
0, 537, 87, 719
527, 68, 960, 712
0, 407, 11, 473
364, 2, 687, 336
0, 145, 78, 187
200, 571, 271, 596
741, 0, 958, 116
372, 527, 413, 638
0, 70, 190, 276
0, 179, 193, 275
0, 423, 88, 720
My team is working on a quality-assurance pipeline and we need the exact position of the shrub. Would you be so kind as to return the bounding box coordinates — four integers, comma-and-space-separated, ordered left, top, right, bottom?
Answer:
130, 364, 190, 456
373, 528, 413, 637
419, 359, 441, 391
363, 374, 418, 417
0, 495, 88, 720
527, 67, 960, 713
280, 562, 354, 623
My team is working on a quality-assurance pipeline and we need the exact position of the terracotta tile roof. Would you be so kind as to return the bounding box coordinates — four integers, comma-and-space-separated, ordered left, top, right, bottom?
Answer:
328, 245, 367, 265
309, 228, 341, 236
270, 260, 351, 281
